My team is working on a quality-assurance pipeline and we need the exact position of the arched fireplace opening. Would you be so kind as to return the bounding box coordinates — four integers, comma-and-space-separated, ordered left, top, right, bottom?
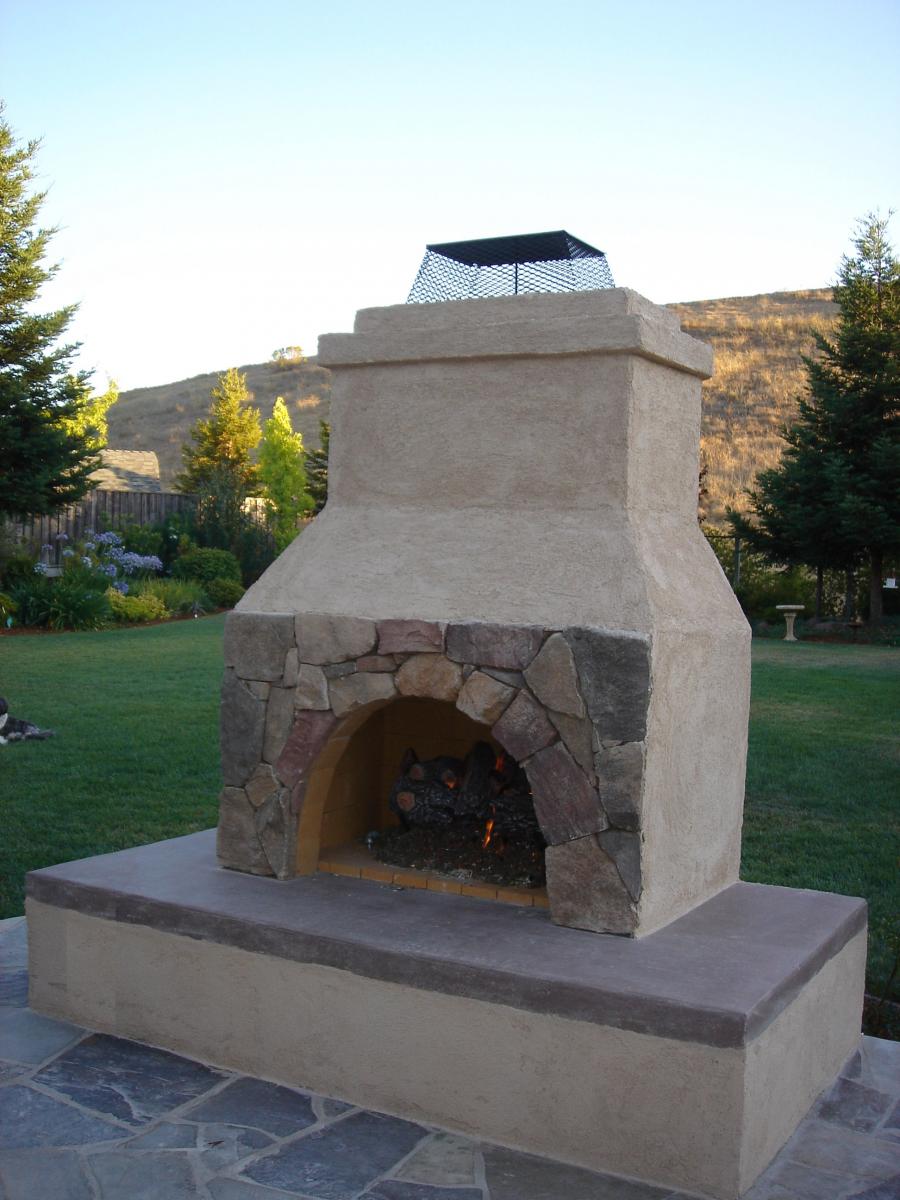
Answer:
297, 696, 547, 905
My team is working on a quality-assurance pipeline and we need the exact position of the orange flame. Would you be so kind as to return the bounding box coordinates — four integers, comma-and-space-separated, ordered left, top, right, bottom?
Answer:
482, 817, 495, 849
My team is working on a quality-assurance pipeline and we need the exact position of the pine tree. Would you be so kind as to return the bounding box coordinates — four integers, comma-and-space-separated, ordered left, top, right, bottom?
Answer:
732, 213, 900, 621
258, 397, 313, 551
0, 104, 99, 518
305, 419, 330, 515
177, 368, 262, 495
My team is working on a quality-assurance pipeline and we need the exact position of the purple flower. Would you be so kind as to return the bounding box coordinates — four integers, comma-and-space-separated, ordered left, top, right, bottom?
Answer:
84, 542, 96, 552
41, 543, 53, 553
82, 556, 93, 568
97, 531, 122, 547
61, 548, 74, 558
113, 580, 129, 595
102, 563, 118, 578
33, 561, 49, 575
54, 532, 69, 542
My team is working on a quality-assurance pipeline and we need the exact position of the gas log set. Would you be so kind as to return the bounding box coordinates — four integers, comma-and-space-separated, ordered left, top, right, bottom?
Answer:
371, 743, 546, 889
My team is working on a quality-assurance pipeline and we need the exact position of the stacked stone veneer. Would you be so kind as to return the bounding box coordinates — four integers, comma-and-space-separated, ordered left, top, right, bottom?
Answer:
219, 611, 651, 934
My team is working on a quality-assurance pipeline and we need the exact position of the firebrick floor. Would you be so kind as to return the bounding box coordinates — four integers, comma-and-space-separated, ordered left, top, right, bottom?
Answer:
1, 918, 898, 1200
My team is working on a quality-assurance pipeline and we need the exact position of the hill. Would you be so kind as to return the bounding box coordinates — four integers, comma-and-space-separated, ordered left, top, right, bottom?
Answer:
110, 289, 836, 523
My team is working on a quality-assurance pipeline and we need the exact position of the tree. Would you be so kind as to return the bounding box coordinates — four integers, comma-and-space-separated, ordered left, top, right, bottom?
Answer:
177, 367, 261, 496
731, 213, 900, 621
60, 378, 119, 451
0, 104, 99, 518
258, 397, 313, 551
305, 419, 330, 515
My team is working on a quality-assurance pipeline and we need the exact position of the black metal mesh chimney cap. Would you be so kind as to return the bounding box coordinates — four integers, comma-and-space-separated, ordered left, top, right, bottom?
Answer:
407, 230, 615, 304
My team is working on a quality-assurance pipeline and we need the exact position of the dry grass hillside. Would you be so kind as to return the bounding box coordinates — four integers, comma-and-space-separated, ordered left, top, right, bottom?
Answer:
111, 289, 835, 522
108, 358, 333, 487
669, 288, 836, 521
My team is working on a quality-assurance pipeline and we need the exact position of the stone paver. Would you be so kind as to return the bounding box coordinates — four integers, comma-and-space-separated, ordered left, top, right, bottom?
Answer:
1, 918, 898, 1199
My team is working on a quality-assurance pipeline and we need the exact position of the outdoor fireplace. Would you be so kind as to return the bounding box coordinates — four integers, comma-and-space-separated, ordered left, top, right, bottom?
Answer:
216, 238, 750, 937
28, 236, 867, 1200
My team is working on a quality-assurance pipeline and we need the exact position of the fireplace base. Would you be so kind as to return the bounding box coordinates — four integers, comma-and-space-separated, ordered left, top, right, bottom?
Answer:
26, 831, 866, 1200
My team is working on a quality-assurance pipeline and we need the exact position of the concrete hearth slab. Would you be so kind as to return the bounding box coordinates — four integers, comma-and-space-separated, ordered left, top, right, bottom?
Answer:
27, 830, 863, 1049
25, 832, 867, 1199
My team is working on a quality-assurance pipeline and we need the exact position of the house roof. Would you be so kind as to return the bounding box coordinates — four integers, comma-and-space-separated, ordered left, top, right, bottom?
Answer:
92, 450, 162, 492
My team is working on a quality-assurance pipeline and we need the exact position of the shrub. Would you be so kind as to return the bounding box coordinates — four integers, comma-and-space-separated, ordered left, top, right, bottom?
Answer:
172, 547, 241, 585
0, 551, 38, 590
0, 592, 17, 622
106, 588, 168, 623
119, 523, 165, 560
8, 576, 53, 626
205, 576, 245, 609
131, 577, 209, 615
45, 576, 111, 631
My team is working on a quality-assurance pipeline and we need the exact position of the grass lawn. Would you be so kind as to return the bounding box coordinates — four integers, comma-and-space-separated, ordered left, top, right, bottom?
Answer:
1, 622, 897, 1003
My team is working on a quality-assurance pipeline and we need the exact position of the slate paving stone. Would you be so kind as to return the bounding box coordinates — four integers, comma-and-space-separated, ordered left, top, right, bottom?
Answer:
0, 1006, 84, 1064
481, 1145, 675, 1200
0, 1059, 30, 1083
0, 969, 28, 1006
0, 1084, 124, 1149
365, 1182, 483, 1199
208, 1179, 306, 1200
743, 1158, 860, 1200
197, 1121, 275, 1171
124, 1121, 199, 1149
846, 1039, 900, 1099
845, 1178, 900, 1199
185, 1076, 318, 1137
786, 1120, 900, 1181
817, 1077, 896, 1133
881, 1101, 900, 1143
395, 1133, 479, 1187
242, 1110, 429, 1200
0, 919, 27, 968
33, 1033, 225, 1126
88, 1149, 204, 1198
0, 1146, 95, 1200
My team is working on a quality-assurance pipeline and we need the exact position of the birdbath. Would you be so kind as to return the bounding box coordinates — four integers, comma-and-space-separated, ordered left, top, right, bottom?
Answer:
776, 604, 804, 641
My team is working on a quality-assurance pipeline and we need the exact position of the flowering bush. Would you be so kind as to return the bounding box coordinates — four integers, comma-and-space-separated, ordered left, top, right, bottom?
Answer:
106, 587, 168, 623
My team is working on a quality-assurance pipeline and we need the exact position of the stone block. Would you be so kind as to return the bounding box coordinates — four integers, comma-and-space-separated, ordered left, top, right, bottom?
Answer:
526, 742, 608, 844
456, 672, 517, 726
216, 787, 272, 875
282, 648, 300, 688
220, 670, 267, 788
446, 622, 546, 670
245, 763, 280, 810
595, 740, 646, 831
544, 834, 636, 934
295, 614, 376, 664
244, 680, 270, 701
482, 667, 525, 688
547, 710, 595, 781
598, 830, 642, 902
275, 710, 338, 789
295, 664, 330, 711
323, 661, 357, 679
223, 612, 295, 682
357, 655, 397, 672
255, 787, 295, 879
396, 654, 463, 701
263, 687, 294, 764
377, 619, 444, 655
329, 671, 397, 718
564, 627, 651, 742
492, 691, 557, 761
524, 633, 585, 718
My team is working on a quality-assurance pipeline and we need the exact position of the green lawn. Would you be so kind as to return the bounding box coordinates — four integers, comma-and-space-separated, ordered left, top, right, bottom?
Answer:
1, 623, 897, 1002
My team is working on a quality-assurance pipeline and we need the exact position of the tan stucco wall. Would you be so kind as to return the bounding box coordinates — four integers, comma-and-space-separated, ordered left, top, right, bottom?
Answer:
27, 900, 864, 1199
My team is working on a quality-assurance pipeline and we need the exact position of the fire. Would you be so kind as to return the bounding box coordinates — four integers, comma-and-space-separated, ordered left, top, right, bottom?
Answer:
482, 816, 495, 849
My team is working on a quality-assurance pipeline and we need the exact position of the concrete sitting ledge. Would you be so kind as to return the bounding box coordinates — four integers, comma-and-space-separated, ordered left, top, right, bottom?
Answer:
26, 832, 867, 1200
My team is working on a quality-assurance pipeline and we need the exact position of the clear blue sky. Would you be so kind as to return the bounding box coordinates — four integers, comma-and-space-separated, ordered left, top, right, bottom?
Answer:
2, 0, 898, 390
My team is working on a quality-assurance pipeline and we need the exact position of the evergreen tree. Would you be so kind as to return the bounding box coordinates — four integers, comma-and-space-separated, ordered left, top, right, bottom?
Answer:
258, 397, 313, 551
732, 213, 900, 621
0, 104, 99, 518
177, 367, 262, 495
60, 378, 119, 451
305, 419, 330, 515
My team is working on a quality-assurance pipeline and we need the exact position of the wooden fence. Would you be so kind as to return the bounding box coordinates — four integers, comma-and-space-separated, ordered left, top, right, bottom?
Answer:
7, 491, 198, 557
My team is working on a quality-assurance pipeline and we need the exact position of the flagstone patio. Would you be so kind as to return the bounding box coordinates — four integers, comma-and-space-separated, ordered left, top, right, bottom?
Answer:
1, 916, 897, 1199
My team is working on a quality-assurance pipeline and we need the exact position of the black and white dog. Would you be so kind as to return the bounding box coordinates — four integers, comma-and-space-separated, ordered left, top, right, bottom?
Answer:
0, 698, 54, 744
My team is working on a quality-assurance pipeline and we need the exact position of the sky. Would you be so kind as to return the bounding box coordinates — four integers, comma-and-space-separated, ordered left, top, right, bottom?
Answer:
2, 0, 899, 391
